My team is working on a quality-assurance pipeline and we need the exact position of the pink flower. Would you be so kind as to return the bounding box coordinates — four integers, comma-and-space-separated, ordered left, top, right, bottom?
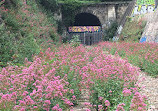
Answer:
33, 106, 38, 109
52, 106, 58, 110
20, 108, 25, 111
44, 100, 51, 105
70, 89, 74, 94
98, 105, 103, 110
123, 88, 131, 96
84, 102, 92, 107
104, 100, 110, 107
22, 91, 28, 97
72, 95, 76, 100
52, 104, 60, 110
138, 107, 143, 110
109, 90, 112, 93
116, 103, 125, 111
98, 96, 103, 100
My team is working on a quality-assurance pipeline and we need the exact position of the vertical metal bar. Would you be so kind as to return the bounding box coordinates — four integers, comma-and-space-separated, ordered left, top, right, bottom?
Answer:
84, 32, 85, 45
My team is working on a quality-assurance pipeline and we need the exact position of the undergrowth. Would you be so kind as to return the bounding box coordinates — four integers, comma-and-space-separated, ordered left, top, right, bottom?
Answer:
120, 16, 147, 42
0, 0, 59, 67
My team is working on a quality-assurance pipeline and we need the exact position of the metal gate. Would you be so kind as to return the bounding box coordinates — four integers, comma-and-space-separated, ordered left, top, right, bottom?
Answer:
67, 26, 103, 45
67, 32, 103, 45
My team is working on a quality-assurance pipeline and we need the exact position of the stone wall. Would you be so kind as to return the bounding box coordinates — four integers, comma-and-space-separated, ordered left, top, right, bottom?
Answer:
79, 4, 109, 29
59, 2, 130, 33
78, 2, 129, 30
115, 4, 128, 23
53, 5, 62, 21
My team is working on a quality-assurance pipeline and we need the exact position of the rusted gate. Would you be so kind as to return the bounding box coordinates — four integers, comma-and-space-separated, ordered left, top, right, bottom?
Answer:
67, 26, 103, 45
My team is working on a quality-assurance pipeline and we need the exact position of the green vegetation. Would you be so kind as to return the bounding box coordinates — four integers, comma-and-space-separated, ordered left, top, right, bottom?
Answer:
104, 21, 118, 41
37, 0, 58, 13
59, 0, 131, 3
61, 0, 82, 27
0, 0, 59, 67
101, 42, 158, 77
136, 0, 155, 5
0, 0, 157, 110
119, 16, 147, 42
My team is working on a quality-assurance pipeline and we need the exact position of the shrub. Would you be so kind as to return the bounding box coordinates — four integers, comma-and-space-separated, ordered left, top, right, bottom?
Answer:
0, 23, 15, 66
120, 18, 147, 42
70, 35, 81, 47
0, 0, 59, 66
103, 21, 118, 41
99, 42, 158, 77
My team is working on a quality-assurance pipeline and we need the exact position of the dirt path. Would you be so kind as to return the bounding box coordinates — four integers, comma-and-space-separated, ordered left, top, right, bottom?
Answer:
72, 89, 93, 111
138, 72, 158, 111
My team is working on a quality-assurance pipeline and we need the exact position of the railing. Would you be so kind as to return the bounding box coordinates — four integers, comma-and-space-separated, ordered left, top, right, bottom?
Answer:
115, 0, 136, 36
119, 0, 136, 27
67, 31, 103, 45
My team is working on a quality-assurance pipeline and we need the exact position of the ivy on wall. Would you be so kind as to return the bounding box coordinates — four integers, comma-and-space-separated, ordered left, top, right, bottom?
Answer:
61, 0, 82, 27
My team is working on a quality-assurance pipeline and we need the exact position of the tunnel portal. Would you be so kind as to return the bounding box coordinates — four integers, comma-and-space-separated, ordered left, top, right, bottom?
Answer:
68, 13, 103, 45
74, 13, 101, 26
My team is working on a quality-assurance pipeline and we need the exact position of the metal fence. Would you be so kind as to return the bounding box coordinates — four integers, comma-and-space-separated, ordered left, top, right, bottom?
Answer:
67, 31, 103, 45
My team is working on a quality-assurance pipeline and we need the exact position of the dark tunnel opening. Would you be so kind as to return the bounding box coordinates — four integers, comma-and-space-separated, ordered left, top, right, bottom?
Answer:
73, 13, 101, 26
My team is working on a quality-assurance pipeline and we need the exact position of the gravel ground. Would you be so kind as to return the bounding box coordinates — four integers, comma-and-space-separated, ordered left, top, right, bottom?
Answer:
138, 72, 158, 111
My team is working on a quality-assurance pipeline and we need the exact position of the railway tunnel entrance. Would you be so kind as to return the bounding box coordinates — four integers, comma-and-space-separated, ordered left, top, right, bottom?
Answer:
68, 13, 103, 45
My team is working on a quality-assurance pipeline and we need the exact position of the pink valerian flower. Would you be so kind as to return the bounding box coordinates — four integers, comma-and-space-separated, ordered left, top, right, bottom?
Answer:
1, 42, 155, 110
109, 90, 112, 93
70, 89, 74, 94
44, 100, 51, 105
52, 104, 62, 111
122, 88, 131, 96
130, 92, 147, 110
138, 107, 144, 110
19, 100, 26, 105
20, 108, 25, 111
98, 105, 103, 111
22, 91, 28, 97
63, 99, 73, 106
116, 103, 125, 111
33, 106, 38, 109
72, 95, 76, 100
52, 106, 58, 110
14, 105, 20, 110
104, 100, 110, 107
84, 102, 92, 108
98, 96, 103, 101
